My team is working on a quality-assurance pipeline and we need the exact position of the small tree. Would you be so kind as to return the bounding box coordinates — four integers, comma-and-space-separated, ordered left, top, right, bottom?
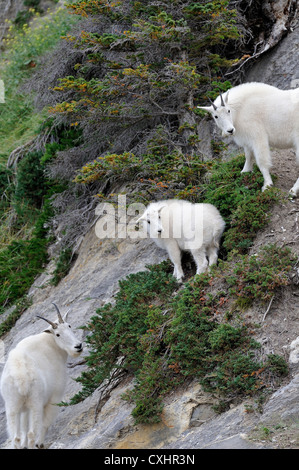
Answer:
50, 0, 243, 160
14, 151, 45, 208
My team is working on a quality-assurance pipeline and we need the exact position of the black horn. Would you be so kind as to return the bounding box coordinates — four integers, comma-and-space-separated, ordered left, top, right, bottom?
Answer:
220, 93, 225, 107
36, 315, 57, 329
52, 302, 64, 324
208, 97, 217, 111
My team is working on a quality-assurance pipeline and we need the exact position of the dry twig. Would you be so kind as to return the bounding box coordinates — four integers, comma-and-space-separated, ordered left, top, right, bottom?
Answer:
262, 295, 275, 322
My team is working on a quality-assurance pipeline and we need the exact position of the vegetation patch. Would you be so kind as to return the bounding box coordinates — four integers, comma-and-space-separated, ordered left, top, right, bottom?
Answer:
71, 243, 293, 424
0, 297, 32, 337
0, 7, 79, 159
70, 146, 288, 423
0, 124, 81, 326
50, 248, 74, 287
201, 156, 281, 253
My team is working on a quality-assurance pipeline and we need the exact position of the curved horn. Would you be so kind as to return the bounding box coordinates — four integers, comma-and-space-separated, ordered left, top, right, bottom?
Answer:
63, 308, 71, 323
220, 93, 225, 107
52, 302, 64, 324
36, 315, 57, 329
158, 204, 166, 213
208, 97, 217, 111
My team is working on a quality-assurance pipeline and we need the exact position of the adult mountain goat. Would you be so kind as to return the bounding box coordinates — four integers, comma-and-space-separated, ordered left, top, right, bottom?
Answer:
198, 82, 299, 196
0, 303, 83, 449
137, 199, 225, 281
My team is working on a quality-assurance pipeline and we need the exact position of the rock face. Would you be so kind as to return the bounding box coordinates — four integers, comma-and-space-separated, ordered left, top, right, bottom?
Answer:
289, 337, 299, 367
0, 210, 298, 449
1, 22, 299, 451
0, 228, 170, 449
247, 24, 299, 88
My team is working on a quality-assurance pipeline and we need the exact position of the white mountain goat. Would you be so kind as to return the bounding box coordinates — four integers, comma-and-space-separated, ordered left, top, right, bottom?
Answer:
0, 303, 83, 449
137, 199, 225, 281
198, 82, 299, 196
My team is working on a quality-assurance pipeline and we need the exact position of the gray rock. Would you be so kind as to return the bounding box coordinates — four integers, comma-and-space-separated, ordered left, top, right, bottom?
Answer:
165, 403, 264, 449
247, 25, 299, 89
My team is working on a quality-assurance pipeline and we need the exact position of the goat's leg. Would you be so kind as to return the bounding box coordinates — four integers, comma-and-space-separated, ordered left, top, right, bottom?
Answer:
253, 140, 273, 191
207, 244, 219, 268
290, 177, 299, 197
166, 240, 184, 281
39, 403, 59, 448
241, 146, 255, 173
6, 408, 22, 449
27, 403, 43, 449
289, 149, 299, 197
191, 248, 208, 275
20, 410, 29, 448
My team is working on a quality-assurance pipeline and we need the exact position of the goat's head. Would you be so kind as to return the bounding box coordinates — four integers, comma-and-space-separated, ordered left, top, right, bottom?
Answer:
37, 303, 83, 358
198, 92, 235, 137
136, 204, 166, 238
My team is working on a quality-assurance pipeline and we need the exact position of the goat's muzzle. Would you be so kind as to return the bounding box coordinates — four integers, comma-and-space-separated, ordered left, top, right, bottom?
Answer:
75, 343, 83, 353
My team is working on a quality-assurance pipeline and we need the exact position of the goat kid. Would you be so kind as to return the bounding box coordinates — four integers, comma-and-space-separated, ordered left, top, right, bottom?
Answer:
0, 303, 83, 449
198, 82, 299, 196
137, 199, 225, 281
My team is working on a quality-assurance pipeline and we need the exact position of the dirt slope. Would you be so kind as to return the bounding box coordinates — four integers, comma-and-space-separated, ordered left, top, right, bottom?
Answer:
248, 149, 299, 359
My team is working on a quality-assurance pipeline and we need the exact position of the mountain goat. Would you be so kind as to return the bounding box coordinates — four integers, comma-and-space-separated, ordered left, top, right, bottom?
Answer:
0, 303, 83, 449
137, 199, 225, 281
198, 82, 299, 196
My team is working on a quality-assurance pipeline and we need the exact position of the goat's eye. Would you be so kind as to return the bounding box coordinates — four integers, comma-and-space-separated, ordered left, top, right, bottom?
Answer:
56, 333, 60, 337
69, 325, 71, 328
147, 220, 150, 224
214, 115, 218, 119
228, 109, 231, 113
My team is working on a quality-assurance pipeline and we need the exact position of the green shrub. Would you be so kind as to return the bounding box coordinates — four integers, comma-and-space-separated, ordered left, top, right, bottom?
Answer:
0, 8, 79, 159
0, 237, 48, 310
41, 125, 82, 166
14, 151, 46, 208
0, 124, 76, 319
208, 324, 245, 351
0, 165, 13, 213
14, 10, 35, 28
0, 296, 32, 337
226, 244, 296, 306
71, 244, 293, 423
50, 248, 73, 286
265, 354, 289, 377
75, 147, 208, 204
202, 155, 281, 254
23, 0, 41, 7
71, 261, 178, 410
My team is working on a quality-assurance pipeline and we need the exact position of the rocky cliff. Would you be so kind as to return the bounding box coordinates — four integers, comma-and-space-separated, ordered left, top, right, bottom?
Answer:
0, 10, 299, 451
1, 153, 298, 448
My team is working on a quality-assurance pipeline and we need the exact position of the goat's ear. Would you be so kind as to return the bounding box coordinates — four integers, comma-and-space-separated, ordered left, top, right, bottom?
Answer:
43, 328, 53, 334
197, 105, 214, 113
